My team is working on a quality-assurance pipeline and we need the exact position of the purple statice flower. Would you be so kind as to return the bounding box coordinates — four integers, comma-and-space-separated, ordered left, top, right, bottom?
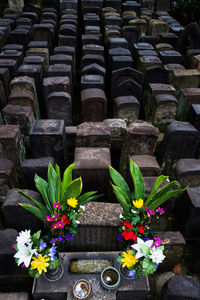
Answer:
35, 251, 39, 257
50, 236, 64, 244
64, 233, 73, 241
117, 233, 123, 241
39, 241, 47, 251
156, 207, 165, 214
143, 237, 151, 242
50, 237, 58, 244
49, 246, 57, 261
57, 235, 64, 242
128, 270, 135, 278
21, 263, 25, 268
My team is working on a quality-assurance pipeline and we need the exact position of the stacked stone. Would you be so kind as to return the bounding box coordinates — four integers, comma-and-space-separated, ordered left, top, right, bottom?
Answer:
1, 0, 200, 298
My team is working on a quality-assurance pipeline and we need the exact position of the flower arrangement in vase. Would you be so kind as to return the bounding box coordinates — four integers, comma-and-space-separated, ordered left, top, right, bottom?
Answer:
13, 162, 100, 277
109, 160, 186, 279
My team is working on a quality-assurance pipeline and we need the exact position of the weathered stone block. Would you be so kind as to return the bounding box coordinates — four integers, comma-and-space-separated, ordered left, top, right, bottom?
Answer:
26, 47, 49, 75
21, 157, 55, 190
0, 293, 31, 300
169, 69, 200, 90
138, 55, 162, 72
43, 76, 71, 99
0, 158, 16, 203
159, 50, 182, 65
29, 120, 66, 165
130, 155, 161, 177
107, 37, 129, 49
188, 104, 200, 132
0, 125, 24, 167
82, 44, 104, 56
114, 95, 140, 124
81, 74, 104, 90
177, 88, 200, 121
76, 122, 111, 148
0, 59, 17, 79
81, 63, 105, 78
162, 121, 199, 160
81, 54, 105, 68
81, 88, 107, 122
0, 68, 10, 98
74, 147, 111, 200
175, 159, 200, 187
144, 66, 168, 85
161, 275, 200, 300
46, 91, 72, 125
2, 188, 43, 231
148, 19, 169, 37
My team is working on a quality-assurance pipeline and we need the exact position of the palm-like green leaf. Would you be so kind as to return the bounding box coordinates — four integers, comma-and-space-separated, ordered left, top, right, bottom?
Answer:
34, 174, 53, 214
19, 203, 46, 221
145, 175, 169, 206
111, 184, 130, 213
47, 163, 58, 205
78, 194, 102, 206
109, 166, 132, 204
17, 190, 50, 216
130, 159, 145, 200
62, 177, 82, 202
148, 186, 187, 210
61, 162, 76, 201
55, 164, 62, 203
148, 181, 180, 206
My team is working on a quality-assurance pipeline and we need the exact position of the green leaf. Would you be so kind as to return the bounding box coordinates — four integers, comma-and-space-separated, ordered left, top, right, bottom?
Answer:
148, 186, 187, 210
47, 163, 58, 205
131, 215, 140, 225
140, 245, 150, 257
112, 184, 130, 213
61, 162, 76, 201
130, 159, 145, 201
142, 258, 157, 276
109, 166, 132, 204
31, 230, 41, 245
63, 177, 83, 202
145, 175, 169, 206
78, 191, 97, 203
78, 192, 102, 206
29, 269, 40, 278
55, 164, 62, 203
49, 258, 60, 269
16, 190, 50, 216
19, 203, 46, 221
34, 174, 53, 214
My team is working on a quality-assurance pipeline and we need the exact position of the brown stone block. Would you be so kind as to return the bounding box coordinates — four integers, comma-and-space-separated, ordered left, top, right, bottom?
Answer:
0, 68, 10, 98
114, 95, 140, 124
43, 76, 71, 99
81, 88, 107, 122
177, 88, 200, 121
0, 80, 7, 109
8, 89, 36, 117
74, 147, 111, 200
130, 155, 161, 177
175, 159, 200, 187
76, 122, 111, 147
169, 69, 200, 90
0, 158, 16, 202
0, 125, 24, 167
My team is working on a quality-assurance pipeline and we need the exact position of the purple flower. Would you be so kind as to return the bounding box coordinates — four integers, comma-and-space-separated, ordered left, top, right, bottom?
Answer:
39, 241, 47, 251
149, 210, 156, 215
53, 202, 61, 209
21, 263, 25, 268
64, 233, 73, 241
117, 234, 123, 241
49, 246, 57, 261
50, 236, 64, 244
154, 237, 162, 247
128, 270, 135, 278
50, 238, 58, 244
143, 237, 151, 242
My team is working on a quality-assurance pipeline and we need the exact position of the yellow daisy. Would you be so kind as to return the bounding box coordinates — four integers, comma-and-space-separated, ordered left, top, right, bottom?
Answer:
31, 254, 50, 274
121, 250, 138, 268
67, 197, 78, 208
132, 198, 143, 209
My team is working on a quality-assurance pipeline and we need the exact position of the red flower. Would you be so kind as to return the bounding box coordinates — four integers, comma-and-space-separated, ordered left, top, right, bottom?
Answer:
123, 221, 133, 229
62, 215, 67, 221
122, 229, 137, 241
138, 225, 144, 234
64, 219, 71, 225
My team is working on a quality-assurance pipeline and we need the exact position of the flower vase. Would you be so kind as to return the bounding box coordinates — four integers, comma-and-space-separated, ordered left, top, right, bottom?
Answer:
120, 265, 135, 280
45, 262, 64, 281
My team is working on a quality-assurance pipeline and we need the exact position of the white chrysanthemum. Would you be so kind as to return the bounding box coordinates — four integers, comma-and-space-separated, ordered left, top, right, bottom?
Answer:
16, 230, 31, 246
80, 205, 85, 211
119, 214, 123, 219
75, 220, 80, 224
132, 237, 154, 259
149, 247, 166, 264
14, 242, 37, 267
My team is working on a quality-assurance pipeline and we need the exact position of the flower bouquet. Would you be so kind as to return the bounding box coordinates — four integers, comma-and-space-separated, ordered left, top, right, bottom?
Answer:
13, 229, 60, 278
14, 162, 100, 277
109, 160, 186, 279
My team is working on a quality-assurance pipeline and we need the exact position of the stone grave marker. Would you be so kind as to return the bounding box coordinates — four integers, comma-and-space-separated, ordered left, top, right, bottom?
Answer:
0, 158, 16, 203
43, 76, 71, 100
81, 88, 107, 122
177, 88, 200, 121
114, 95, 140, 124
76, 122, 111, 148
175, 159, 200, 188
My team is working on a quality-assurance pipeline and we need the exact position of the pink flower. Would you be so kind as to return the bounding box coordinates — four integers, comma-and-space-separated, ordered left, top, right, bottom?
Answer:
149, 210, 156, 215
154, 237, 162, 247
56, 221, 64, 229
12, 244, 15, 248
156, 207, 165, 214
45, 216, 54, 222
52, 223, 58, 230
53, 202, 61, 209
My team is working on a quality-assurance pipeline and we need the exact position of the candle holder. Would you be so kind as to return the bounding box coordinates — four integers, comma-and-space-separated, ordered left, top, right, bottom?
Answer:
100, 267, 120, 291
72, 279, 92, 300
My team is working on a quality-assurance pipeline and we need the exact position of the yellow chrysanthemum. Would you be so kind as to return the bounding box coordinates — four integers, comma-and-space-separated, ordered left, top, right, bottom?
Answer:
132, 198, 143, 209
31, 254, 50, 274
67, 197, 78, 208
121, 250, 138, 268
